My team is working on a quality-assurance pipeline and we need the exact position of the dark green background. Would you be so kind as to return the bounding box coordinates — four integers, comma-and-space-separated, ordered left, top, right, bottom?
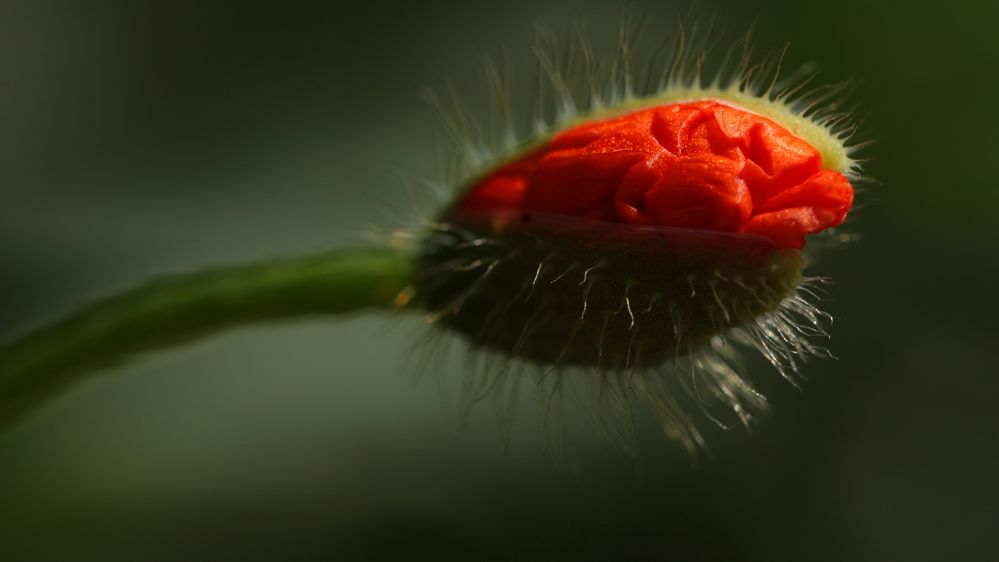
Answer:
1, 0, 997, 560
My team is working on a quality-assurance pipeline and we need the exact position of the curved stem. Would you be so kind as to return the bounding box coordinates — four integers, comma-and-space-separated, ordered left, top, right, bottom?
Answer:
0, 246, 415, 427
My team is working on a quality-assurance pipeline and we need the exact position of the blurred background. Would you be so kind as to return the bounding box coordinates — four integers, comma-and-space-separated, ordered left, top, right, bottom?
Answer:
1, 0, 997, 560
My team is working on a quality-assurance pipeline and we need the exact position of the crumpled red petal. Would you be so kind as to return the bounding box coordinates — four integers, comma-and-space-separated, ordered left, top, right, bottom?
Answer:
456, 100, 854, 249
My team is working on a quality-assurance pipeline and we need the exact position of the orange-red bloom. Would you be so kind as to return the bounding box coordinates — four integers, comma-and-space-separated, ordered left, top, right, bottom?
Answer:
457, 100, 854, 249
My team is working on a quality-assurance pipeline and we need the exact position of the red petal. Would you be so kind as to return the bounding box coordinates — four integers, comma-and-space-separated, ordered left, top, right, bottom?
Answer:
455, 100, 854, 250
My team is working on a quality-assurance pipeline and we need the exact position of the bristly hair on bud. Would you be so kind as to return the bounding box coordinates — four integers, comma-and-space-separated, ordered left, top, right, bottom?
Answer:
388, 9, 870, 462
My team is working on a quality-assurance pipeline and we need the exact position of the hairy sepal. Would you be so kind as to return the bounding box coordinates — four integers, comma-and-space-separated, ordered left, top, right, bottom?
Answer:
416, 211, 802, 369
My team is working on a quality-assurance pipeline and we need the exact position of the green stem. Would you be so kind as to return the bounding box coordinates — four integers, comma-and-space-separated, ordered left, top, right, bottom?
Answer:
0, 246, 415, 427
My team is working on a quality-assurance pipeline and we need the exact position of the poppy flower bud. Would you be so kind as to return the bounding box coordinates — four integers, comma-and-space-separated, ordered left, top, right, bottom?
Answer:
411, 23, 864, 453
418, 101, 854, 369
